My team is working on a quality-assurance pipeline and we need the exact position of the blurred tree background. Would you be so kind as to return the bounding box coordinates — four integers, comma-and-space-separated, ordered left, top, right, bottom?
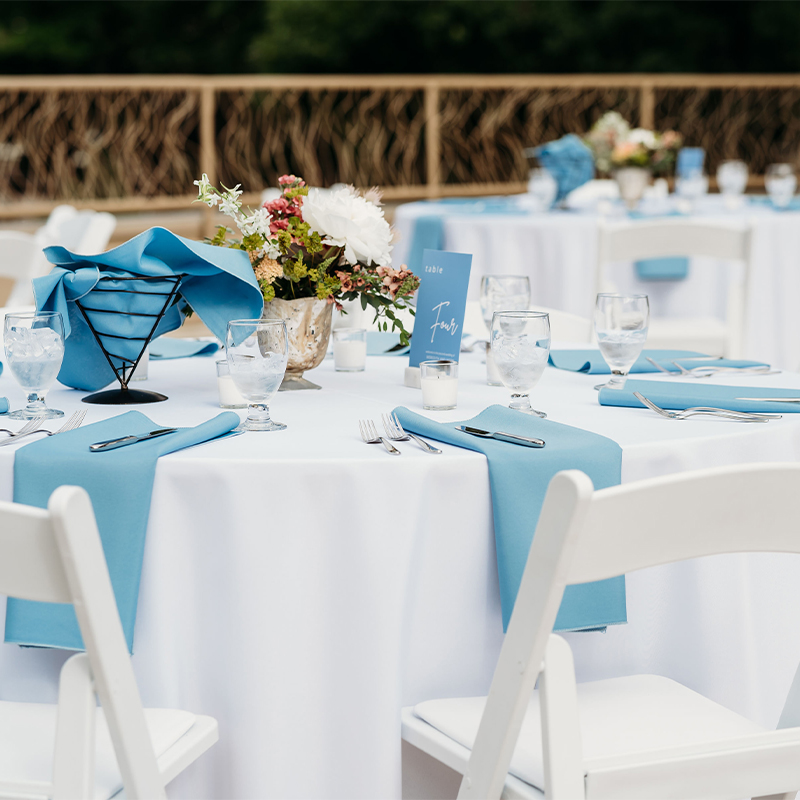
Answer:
0, 0, 798, 74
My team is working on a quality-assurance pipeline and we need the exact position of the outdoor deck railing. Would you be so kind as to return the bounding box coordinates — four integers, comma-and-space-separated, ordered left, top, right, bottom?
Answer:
0, 73, 799, 220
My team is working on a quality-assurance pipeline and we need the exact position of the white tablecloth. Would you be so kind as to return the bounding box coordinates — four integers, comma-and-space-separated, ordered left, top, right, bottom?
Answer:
0, 351, 799, 799
393, 197, 800, 370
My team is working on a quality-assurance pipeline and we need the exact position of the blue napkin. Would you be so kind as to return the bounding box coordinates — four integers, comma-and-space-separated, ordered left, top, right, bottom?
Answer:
599, 379, 800, 415
0, 397, 9, 414
548, 349, 767, 375
534, 134, 594, 202
5, 410, 240, 652
34, 227, 263, 391
676, 147, 705, 178
393, 404, 625, 632
149, 338, 221, 360
366, 331, 410, 356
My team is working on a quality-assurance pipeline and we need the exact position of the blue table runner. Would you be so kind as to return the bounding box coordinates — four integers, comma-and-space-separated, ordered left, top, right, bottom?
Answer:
394, 404, 625, 632
6, 410, 240, 652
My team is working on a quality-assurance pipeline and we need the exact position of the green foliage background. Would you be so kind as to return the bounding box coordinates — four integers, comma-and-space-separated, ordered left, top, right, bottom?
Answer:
0, 0, 798, 74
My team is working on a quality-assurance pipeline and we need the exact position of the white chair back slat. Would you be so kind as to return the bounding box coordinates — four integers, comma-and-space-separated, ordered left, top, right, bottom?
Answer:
569, 464, 800, 586
0, 501, 71, 603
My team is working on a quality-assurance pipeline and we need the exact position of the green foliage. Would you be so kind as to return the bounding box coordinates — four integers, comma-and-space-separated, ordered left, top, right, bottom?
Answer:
0, 1, 798, 74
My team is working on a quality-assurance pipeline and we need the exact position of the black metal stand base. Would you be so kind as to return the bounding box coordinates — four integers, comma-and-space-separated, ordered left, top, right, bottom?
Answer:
81, 388, 168, 405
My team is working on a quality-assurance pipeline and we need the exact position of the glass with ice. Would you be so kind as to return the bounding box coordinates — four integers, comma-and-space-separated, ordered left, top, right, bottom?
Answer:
594, 293, 650, 390
225, 318, 288, 432
4, 312, 65, 419
491, 310, 551, 418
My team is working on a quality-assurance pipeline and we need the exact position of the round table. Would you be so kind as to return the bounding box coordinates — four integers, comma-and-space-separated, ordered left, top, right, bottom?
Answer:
393, 195, 800, 371
0, 348, 798, 799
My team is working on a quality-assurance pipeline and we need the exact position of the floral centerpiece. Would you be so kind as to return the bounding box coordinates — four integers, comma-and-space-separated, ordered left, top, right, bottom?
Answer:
194, 173, 419, 386
586, 112, 682, 177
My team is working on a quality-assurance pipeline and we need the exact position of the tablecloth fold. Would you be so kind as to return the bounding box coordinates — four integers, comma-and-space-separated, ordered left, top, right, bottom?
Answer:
549, 349, 768, 375
393, 404, 625, 631
598, 379, 800, 414
5, 410, 240, 652
34, 227, 263, 391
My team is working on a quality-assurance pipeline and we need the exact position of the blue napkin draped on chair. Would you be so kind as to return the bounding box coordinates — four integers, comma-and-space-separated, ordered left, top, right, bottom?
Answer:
548, 349, 767, 375
533, 134, 594, 203
5, 410, 240, 652
598, 379, 800, 415
34, 227, 263, 391
394, 404, 626, 632
627, 209, 689, 280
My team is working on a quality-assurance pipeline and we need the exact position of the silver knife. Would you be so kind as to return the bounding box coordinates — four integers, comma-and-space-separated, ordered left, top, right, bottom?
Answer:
734, 397, 800, 403
456, 425, 545, 448
90, 428, 178, 452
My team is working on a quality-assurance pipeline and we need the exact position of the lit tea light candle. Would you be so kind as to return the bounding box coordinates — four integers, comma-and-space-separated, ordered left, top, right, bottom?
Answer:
420, 359, 458, 410
333, 328, 367, 372
216, 360, 247, 408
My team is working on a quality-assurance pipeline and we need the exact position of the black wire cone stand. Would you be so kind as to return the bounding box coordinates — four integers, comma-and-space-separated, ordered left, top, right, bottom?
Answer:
74, 275, 183, 404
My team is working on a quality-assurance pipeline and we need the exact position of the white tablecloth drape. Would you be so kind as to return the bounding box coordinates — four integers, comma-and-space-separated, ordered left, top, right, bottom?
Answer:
393, 197, 800, 370
0, 351, 798, 798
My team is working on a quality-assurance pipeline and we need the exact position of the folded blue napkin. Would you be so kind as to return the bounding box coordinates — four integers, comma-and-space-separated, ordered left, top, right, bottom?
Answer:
5, 410, 240, 652
548, 349, 767, 375
534, 134, 594, 202
393, 404, 625, 632
34, 227, 263, 391
149, 338, 221, 360
366, 331, 410, 356
598, 379, 800, 415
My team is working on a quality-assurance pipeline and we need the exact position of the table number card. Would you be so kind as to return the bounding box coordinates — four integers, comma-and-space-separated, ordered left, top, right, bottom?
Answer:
408, 249, 472, 368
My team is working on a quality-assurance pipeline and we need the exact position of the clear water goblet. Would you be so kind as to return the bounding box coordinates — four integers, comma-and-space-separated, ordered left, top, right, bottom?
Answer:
594, 294, 650, 390
480, 275, 531, 329
225, 318, 289, 432
491, 310, 551, 417
765, 163, 797, 209
4, 311, 65, 420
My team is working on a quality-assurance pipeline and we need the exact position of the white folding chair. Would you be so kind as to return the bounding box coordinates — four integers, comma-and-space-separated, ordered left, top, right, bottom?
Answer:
403, 463, 800, 799
0, 485, 217, 799
37, 205, 116, 257
596, 219, 752, 358
464, 301, 592, 344
0, 230, 44, 306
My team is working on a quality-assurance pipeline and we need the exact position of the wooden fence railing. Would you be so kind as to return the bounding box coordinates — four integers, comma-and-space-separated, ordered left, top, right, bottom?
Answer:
0, 74, 799, 220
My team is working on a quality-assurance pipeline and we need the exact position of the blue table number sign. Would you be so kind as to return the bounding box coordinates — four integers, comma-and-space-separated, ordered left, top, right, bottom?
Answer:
408, 249, 472, 368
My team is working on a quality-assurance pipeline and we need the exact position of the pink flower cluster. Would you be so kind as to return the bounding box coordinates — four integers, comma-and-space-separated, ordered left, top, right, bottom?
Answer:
336, 265, 368, 293
263, 175, 306, 235
376, 265, 415, 299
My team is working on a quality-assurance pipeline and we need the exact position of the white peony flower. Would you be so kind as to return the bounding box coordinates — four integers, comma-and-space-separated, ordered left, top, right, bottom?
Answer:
302, 187, 393, 266
627, 128, 657, 149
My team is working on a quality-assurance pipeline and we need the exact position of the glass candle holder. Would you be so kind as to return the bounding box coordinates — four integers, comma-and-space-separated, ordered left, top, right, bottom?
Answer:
216, 359, 247, 409
420, 359, 458, 411
333, 328, 367, 372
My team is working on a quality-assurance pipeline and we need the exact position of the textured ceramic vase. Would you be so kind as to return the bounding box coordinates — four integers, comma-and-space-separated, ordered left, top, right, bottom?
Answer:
262, 296, 333, 389
614, 167, 651, 210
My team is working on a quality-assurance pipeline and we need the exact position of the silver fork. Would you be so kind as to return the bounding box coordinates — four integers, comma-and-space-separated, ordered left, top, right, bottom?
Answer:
382, 412, 441, 453
359, 419, 401, 455
632, 392, 781, 422
39, 410, 87, 436
670, 361, 779, 378
0, 417, 45, 438
0, 410, 87, 447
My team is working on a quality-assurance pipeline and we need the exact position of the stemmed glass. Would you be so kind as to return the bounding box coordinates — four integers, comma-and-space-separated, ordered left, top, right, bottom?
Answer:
491, 310, 551, 417
594, 294, 650, 390
479, 275, 531, 330
225, 319, 288, 432
765, 163, 797, 209
4, 312, 65, 420
717, 160, 748, 210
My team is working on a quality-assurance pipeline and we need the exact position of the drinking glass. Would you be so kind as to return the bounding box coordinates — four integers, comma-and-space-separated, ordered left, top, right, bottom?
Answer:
594, 294, 650, 390
479, 275, 531, 329
765, 163, 797, 208
225, 319, 288, 431
526, 168, 558, 211
491, 310, 551, 417
4, 312, 65, 420
717, 160, 748, 196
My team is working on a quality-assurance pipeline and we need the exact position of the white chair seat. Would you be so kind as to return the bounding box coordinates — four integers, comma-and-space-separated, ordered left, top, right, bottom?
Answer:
0, 701, 214, 799
404, 674, 765, 796
646, 316, 728, 356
